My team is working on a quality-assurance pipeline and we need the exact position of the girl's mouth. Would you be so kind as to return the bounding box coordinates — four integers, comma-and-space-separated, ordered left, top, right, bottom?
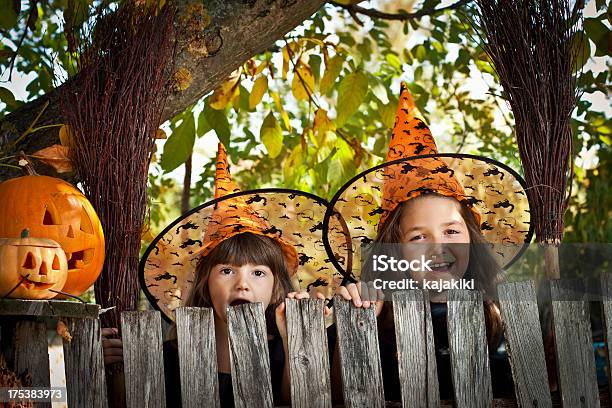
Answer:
429, 262, 454, 274
229, 299, 251, 307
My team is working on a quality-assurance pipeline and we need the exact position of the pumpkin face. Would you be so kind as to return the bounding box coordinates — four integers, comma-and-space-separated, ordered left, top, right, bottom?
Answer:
0, 176, 105, 296
0, 234, 68, 299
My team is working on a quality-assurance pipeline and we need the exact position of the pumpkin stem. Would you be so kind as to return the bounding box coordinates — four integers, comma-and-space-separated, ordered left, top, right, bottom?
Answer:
17, 151, 38, 176
20, 229, 29, 238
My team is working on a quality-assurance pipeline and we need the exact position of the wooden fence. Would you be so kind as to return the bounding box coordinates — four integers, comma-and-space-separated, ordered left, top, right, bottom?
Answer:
0, 278, 611, 407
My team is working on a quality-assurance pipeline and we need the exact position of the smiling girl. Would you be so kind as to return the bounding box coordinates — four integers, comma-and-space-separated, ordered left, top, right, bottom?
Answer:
325, 83, 532, 400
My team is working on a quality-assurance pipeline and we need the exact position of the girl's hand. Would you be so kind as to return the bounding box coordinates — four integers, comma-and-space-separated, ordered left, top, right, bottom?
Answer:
101, 327, 123, 366
275, 291, 331, 340
336, 282, 385, 317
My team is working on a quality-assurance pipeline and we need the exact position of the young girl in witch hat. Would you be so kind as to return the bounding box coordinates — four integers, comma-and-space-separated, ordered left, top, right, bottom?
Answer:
102, 143, 351, 407
322, 83, 533, 400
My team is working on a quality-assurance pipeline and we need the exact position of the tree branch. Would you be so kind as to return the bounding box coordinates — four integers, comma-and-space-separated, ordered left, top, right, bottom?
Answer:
330, 0, 471, 21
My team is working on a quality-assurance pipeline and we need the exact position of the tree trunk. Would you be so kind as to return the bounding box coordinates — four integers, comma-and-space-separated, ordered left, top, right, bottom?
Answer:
0, 0, 326, 182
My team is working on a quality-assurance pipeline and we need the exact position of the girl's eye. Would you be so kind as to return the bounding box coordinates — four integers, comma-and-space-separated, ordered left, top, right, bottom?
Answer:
409, 234, 425, 242
253, 270, 266, 277
445, 229, 461, 235
221, 268, 233, 275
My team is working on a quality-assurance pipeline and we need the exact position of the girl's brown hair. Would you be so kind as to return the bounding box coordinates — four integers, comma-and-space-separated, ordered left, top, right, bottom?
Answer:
167, 232, 293, 340
371, 193, 503, 348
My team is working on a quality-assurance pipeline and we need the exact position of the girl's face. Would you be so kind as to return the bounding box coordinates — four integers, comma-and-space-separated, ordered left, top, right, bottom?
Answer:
208, 263, 275, 323
399, 195, 470, 302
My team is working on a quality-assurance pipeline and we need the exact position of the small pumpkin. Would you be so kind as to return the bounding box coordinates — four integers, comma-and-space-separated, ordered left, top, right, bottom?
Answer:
0, 229, 68, 299
0, 175, 105, 297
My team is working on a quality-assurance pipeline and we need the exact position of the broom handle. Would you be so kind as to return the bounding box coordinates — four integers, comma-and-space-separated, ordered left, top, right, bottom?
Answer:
544, 244, 560, 280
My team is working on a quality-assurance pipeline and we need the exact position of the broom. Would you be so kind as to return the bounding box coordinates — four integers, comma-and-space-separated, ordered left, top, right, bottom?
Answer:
471, 0, 582, 279
59, 3, 175, 327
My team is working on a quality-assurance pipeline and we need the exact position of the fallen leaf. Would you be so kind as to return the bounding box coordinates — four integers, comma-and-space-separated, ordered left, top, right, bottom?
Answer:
31, 144, 74, 173
58, 124, 73, 147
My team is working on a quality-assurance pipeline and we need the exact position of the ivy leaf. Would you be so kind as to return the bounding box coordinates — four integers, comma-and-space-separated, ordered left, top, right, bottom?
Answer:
160, 114, 196, 172
336, 72, 368, 127
320, 55, 344, 95
204, 106, 231, 146
291, 62, 315, 101
260, 112, 283, 158
584, 17, 609, 57
249, 75, 268, 109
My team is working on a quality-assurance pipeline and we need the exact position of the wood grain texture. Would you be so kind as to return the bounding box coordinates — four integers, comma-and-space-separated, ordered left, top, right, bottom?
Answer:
121, 311, 166, 408
227, 302, 274, 408
62, 317, 108, 408
0, 299, 100, 318
392, 290, 440, 408
286, 298, 332, 408
333, 296, 385, 408
550, 280, 600, 407
498, 281, 552, 408
14, 320, 51, 408
175, 307, 220, 408
447, 290, 492, 408
602, 274, 612, 406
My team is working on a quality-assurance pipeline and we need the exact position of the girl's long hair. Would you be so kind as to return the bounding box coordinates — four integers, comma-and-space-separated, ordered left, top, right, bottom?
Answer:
166, 232, 293, 340
369, 193, 503, 348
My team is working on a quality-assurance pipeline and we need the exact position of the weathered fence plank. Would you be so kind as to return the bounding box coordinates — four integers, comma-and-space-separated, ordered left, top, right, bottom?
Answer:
447, 289, 492, 408
498, 281, 552, 408
602, 274, 612, 405
334, 296, 385, 408
227, 302, 274, 408
62, 317, 108, 408
392, 290, 439, 408
550, 280, 600, 407
13, 320, 51, 408
285, 298, 332, 408
175, 307, 220, 408
121, 311, 166, 408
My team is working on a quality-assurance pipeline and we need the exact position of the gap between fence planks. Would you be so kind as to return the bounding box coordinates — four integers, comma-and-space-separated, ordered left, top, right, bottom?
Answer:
175, 307, 220, 408
447, 289, 492, 408
392, 289, 439, 408
285, 298, 332, 408
121, 310, 166, 408
550, 279, 600, 407
334, 295, 385, 408
227, 302, 274, 408
498, 281, 552, 408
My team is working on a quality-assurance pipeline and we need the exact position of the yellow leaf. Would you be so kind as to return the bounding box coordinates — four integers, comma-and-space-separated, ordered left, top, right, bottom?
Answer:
270, 91, 292, 131
282, 46, 290, 80
31, 144, 73, 173
56, 320, 72, 343
255, 61, 268, 76
291, 62, 315, 101
58, 124, 73, 147
249, 76, 268, 109
313, 108, 335, 136
155, 129, 167, 139
209, 71, 241, 110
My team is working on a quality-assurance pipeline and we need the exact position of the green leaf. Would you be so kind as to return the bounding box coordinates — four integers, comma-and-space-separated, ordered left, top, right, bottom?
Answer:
336, 72, 368, 127
197, 109, 212, 137
570, 32, 591, 73
327, 138, 355, 188
160, 114, 196, 172
204, 106, 231, 146
584, 18, 610, 57
385, 53, 402, 71
370, 77, 389, 104
320, 55, 344, 95
260, 112, 283, 158
309, 54, 322, 84
0, 87, 17, 109
0, 0, 19, 30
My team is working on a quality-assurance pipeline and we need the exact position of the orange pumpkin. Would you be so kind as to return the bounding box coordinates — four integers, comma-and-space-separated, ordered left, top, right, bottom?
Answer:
0, 229, 68, 299
0, 175, 105, 296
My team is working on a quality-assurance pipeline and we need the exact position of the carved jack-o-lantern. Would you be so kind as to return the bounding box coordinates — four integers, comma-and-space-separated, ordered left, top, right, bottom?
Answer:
0, 229, 68, 299
0, 175, 105, 296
